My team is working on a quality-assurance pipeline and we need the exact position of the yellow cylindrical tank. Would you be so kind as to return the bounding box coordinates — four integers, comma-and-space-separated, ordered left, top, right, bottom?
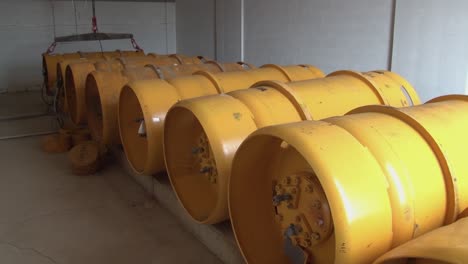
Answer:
56, 58, 100, 114
65, 54, 204, 125
118, 64, 324, 176
56, 55, 148, 109
42, 50, 145, 94
374, 217, 468, 264
57, 53, 161, 91
167, 54, 205, 64
45, 52, 197, 96
57, 58, 96, 92
52, 53, 148, 120
87, 61, 252, 146
228, 95, 468, 264
163, 70, 420, 225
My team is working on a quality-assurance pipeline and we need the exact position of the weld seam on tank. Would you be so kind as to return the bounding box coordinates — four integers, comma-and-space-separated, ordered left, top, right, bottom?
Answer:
119, 64, 324, 175
228, 95, 468, 263
108, 61, 255, 149
65, 55, 200, 125
163, 69, 421, 225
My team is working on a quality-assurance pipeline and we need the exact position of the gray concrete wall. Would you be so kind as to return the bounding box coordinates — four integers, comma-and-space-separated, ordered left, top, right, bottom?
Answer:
176, 0, 393, 71
215, 0, 243, 62
176, 0, 468, 101
176, 0, 243, 62
0, 0, 176, 93
392, 0, 468, 102
244, 0, 393, 73
176, 0, 215, 59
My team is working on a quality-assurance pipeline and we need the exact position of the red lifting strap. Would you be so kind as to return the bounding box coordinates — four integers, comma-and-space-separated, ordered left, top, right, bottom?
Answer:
131, 38, 144, 52
45, 42, 57, 54
92, 16, 98, 33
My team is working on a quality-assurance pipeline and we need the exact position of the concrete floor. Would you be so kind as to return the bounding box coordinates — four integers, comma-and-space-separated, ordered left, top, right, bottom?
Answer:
0, 136, 221, 264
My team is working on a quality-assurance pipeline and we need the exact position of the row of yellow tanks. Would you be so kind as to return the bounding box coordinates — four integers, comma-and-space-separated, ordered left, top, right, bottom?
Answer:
43, 50, 468, 264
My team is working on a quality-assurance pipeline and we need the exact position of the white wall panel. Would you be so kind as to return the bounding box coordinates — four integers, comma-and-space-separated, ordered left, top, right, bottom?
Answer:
176, 0, 468, 100
215, 0, 242, 62
392, 0, 468, 101
244, 0, 394, 73
176, 0, 215, 59
0, 0, 176, 93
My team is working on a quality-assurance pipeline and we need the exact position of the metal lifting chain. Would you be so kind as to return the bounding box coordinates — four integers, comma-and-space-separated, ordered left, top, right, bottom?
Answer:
44, 0, 144, 54
91, 0, 98, 33
45, 0, 57, 54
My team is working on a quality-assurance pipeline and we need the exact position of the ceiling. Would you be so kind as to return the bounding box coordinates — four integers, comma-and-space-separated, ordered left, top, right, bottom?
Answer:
55, 0, 175, 2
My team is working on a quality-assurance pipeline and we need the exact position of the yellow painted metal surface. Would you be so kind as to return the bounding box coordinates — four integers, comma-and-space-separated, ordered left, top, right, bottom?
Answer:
89, 61, 250, 146
66, 61, 107, 124
228, 95, 468, 264
53, 54, 152, 118
56, 58, 103, 114
147, 53, 205, 65
57, 56, 148, 114
230, 121, 393, 264
163, 70, 420, 224
42, 50, 145, 94
118, 64, 324, 176
374, 217, 468, 264
65, 55, 204, 125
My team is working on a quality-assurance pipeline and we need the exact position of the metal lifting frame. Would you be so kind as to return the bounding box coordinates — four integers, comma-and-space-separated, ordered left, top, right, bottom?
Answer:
45, 0, 143, 54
